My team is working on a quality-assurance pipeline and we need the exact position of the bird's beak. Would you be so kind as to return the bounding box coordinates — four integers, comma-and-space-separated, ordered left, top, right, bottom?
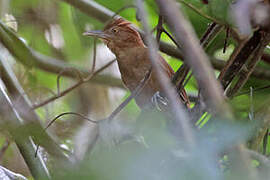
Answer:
83, 30, 110, 40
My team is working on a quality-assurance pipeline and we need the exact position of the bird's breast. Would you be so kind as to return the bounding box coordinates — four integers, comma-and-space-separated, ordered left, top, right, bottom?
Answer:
112, 47, 166, 108
116, 49, 151, 90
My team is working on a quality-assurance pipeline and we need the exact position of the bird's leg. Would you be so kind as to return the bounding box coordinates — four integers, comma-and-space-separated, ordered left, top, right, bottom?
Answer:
151, 91, 169, 111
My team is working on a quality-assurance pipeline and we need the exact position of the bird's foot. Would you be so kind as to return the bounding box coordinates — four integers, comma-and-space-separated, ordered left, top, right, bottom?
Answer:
151, 91, 169, 111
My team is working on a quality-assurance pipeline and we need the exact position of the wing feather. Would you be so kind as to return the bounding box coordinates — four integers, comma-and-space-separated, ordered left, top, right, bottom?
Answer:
158, 55, 190, 107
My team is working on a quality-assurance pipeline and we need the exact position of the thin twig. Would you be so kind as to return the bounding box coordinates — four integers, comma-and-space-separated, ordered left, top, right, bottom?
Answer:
183, 72, 193, 88
223, 27, 230, 54
154, 17, 181, 49
0, 139, 10, 161
178, 0, 224, 24
13, 86, 57, 108
56, 68, 83, 95
33, 80, 83, 109
45, 112, 98, 131
162, 28, 181, 49
200, 22, 217, 44
237, 84, 270, 96
35, 112, 98, 157
37, 68, 152, 156
201, 24, 224, 49
111, 4, 137, 19
173, 65, 189, 85
197, 112, 210, 127
156, 15, 163, 45
107, 68, 152, 121
32, 59, 116, 109
91, 38, 97, 73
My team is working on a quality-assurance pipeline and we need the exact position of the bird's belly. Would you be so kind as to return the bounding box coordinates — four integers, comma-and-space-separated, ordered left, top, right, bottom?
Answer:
121, 70, 144, 89
121, 71, 160, 108
116, 51, 159, 108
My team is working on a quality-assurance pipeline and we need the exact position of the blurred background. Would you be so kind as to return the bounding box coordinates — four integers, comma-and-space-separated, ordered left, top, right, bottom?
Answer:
0, 0, 270, 179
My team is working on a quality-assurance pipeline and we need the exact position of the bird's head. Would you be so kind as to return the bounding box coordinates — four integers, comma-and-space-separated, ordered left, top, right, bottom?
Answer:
83, 18, 145, 51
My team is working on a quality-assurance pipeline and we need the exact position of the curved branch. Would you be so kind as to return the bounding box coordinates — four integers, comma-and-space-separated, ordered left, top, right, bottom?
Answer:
45, 112, 98, 131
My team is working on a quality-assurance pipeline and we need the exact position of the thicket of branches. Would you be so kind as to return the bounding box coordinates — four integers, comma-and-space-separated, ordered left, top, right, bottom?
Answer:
1, 0, 270, 179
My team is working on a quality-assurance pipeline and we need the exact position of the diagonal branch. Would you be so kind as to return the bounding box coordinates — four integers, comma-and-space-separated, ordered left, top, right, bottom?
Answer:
219, 29, 263, 90
227, 32, 270, 97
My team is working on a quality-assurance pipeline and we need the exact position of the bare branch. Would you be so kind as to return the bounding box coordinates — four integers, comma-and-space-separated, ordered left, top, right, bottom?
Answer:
227, 32, 270, 97
219, 29, 263, 90
56, 68, 83, 95
45, 112, 98, 131
200, 23, 217, 44
223, 27, 230, 53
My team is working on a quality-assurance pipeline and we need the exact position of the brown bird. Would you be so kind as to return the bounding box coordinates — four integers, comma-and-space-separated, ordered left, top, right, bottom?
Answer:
84, 18, 189, 109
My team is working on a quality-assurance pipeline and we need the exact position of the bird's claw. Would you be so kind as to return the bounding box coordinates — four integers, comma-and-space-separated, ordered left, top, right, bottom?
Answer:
151, 91, 169, 111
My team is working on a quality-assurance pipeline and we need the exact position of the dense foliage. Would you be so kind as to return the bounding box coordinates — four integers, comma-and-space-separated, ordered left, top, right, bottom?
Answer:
0, 0, 270, 179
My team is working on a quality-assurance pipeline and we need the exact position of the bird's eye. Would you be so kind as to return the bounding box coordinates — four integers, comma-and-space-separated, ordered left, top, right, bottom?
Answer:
111, 28, 118, 33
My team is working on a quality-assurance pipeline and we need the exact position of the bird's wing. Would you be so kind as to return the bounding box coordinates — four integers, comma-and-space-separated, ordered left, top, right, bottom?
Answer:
158, 55, 175, 78
158, 55, 190, 107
